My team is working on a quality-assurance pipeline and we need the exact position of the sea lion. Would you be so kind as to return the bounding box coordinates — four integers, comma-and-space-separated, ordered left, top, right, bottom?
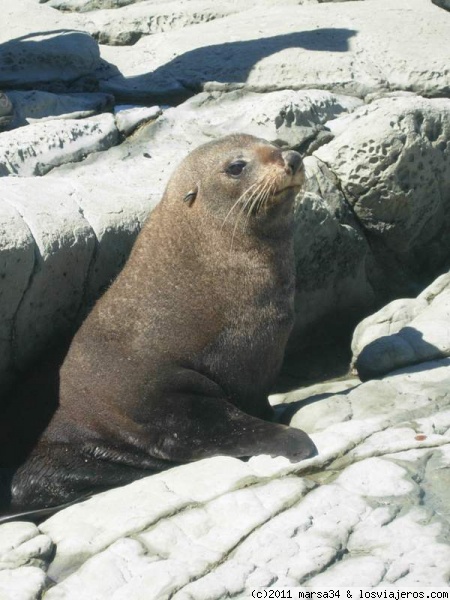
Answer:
4, 133, 317, 514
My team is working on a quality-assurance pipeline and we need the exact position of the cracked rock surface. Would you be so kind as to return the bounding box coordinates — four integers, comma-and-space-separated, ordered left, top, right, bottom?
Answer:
1, 0, 450, 595
352, 272, 450, 380
0, 0, 449, 385
2, 359, 450, 596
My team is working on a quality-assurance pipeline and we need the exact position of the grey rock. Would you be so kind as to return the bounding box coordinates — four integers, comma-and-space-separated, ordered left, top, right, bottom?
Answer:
0, 93, 14, 130
44, 0, 149, 11
0, 201, 35, 388
0, 566, 47, 600
2, 178, 97, 371
5, 91, 114, 130
97, 0, 450, 102
0, 360, 444, 594
84, 0, 243, 46
114, 104, 161, 136
0, 114, 120, 177
293, 155, 375, 341
315, 96, 450, 293
43, 0, 333, 13
0, 31, 100, 92
0, 522, 54, 570
352, 272, 450, 380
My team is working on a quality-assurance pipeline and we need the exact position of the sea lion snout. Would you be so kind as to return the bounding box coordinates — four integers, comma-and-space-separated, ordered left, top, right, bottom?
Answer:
281, 150, 303, 176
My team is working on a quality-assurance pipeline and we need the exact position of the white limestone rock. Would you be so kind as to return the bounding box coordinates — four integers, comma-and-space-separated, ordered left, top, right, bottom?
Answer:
35, 363, 450, 592
45, 0, 141, 10
315, 96, 450, 283
1, 177, 96, 370
1, 0, 81, 43
0, 360, 449, 593
83, 0, 244, 46
293, 155, 375, 339
114, 104, 161, 136
0, 566, 47, 600
352, 272, 450, 380
97, 0, 450, 102
6, 91, 114, 130
45, 0, 324, 13
0, 30, 99, 92
0, 202, 36, 388
0, 114, 120, 177
0, 522, 53, 570
39, 456, 313, 582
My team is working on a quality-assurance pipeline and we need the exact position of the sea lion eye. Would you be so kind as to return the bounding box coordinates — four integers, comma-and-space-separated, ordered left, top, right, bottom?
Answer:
225, 160, 247, 178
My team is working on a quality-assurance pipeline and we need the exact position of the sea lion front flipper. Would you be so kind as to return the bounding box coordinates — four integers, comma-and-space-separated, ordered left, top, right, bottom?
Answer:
148, 395, 317, 463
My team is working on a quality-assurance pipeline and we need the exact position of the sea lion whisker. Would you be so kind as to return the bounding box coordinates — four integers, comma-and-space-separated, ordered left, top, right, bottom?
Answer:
242, 181, 267, 230
221, 182, 260, 230
230, 181, 267, 248
236, 180, 267, 238
255, 177, 275, 215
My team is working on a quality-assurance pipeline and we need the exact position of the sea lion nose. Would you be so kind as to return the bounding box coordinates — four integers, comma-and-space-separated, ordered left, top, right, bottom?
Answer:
282, 150, 303, 175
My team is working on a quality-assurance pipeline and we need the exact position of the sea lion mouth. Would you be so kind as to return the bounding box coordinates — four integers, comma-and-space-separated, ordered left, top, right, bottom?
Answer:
273, 184, 302, 197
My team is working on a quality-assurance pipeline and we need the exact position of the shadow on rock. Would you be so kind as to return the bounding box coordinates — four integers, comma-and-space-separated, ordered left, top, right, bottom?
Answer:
0, 30, 105, 92
0, 343, 70, 511
355, 326, 447, 382
100, 28, 358, 103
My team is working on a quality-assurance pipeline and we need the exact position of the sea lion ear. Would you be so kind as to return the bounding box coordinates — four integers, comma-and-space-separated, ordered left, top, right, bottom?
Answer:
183, 186, 198, 206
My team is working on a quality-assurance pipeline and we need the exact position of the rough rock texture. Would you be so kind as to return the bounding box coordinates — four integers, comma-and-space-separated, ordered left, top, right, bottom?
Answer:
352, 271, 450, 380
0, 88, 366, 384
293, 155, 375, 339
5, 91, 114, 129
0, 28, 100, 92
2, 359, 450, 596
96, 0, 450, 102
83, 0, 243, 46
315, 96, 450, 293
0, 114, 120, 176
1, 0, 450, 593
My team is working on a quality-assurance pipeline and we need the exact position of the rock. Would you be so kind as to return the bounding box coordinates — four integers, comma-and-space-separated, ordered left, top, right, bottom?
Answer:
83, 0, 243, 46
44, 0, 140, 10
0, 567, 47, 600
96, 0, 450, 102
0, 93, 14, 130
5, 91, 114, 130
315, 95, 450, 295
0, 30, 100, 92
0, 522, 52, 600
43, 0, 340, 15
1, 177, 96, 371
39, 456, 313, 582
1, 0, 81, 42
1, 0, 450, 590
352, 271, 450, 380
0, 359, 447, 592
0, 522, 54, 570
114, 104, 161, 136
293, 155, 375, 341
152, 88, 362, 148
0, 114, 120, 177
0, 202, 36, 388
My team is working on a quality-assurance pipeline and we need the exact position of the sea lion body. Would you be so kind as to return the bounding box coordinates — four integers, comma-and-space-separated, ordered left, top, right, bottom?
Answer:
7, 134, 317, 512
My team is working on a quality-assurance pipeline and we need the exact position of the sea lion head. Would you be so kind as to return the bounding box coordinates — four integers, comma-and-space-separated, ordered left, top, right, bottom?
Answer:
164, 134, 304, 233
